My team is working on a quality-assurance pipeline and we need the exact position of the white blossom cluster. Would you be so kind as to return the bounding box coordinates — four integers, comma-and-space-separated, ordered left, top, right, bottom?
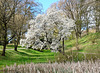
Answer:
20, 7, 75, 50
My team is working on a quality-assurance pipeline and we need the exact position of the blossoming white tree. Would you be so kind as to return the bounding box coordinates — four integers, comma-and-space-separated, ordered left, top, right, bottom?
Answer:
20, 7, 75, 53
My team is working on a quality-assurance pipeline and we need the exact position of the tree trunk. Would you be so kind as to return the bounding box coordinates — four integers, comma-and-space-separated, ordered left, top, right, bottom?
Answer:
2, 27, 7, 56
76, 32, 79, 50
79, 31, 82, 38
86, 23, 89, 35
95, 17, 99, 32
2, 44, 6, 56
96, 24, 99, 32
14, 36, 20, 51
14, 44, 18, 51
79, 23, 82, 38
62, 38, 65, 55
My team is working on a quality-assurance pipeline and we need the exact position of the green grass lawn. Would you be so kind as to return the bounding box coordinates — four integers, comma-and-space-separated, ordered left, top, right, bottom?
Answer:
54, 32, 100, 62
65, 32, 100, 53
0, 32, 100, 70
0, 49, 56, 70
0, 44, 24, 49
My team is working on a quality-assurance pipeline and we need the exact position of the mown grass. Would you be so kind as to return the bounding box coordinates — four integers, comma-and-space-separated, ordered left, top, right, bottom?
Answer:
0, 49, 56, 70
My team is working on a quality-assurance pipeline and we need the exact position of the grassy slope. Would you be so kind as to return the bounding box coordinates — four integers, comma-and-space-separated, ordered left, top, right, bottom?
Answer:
0, 49, 55, 70
65, 32, 100, 53
55, 32, 100, 62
